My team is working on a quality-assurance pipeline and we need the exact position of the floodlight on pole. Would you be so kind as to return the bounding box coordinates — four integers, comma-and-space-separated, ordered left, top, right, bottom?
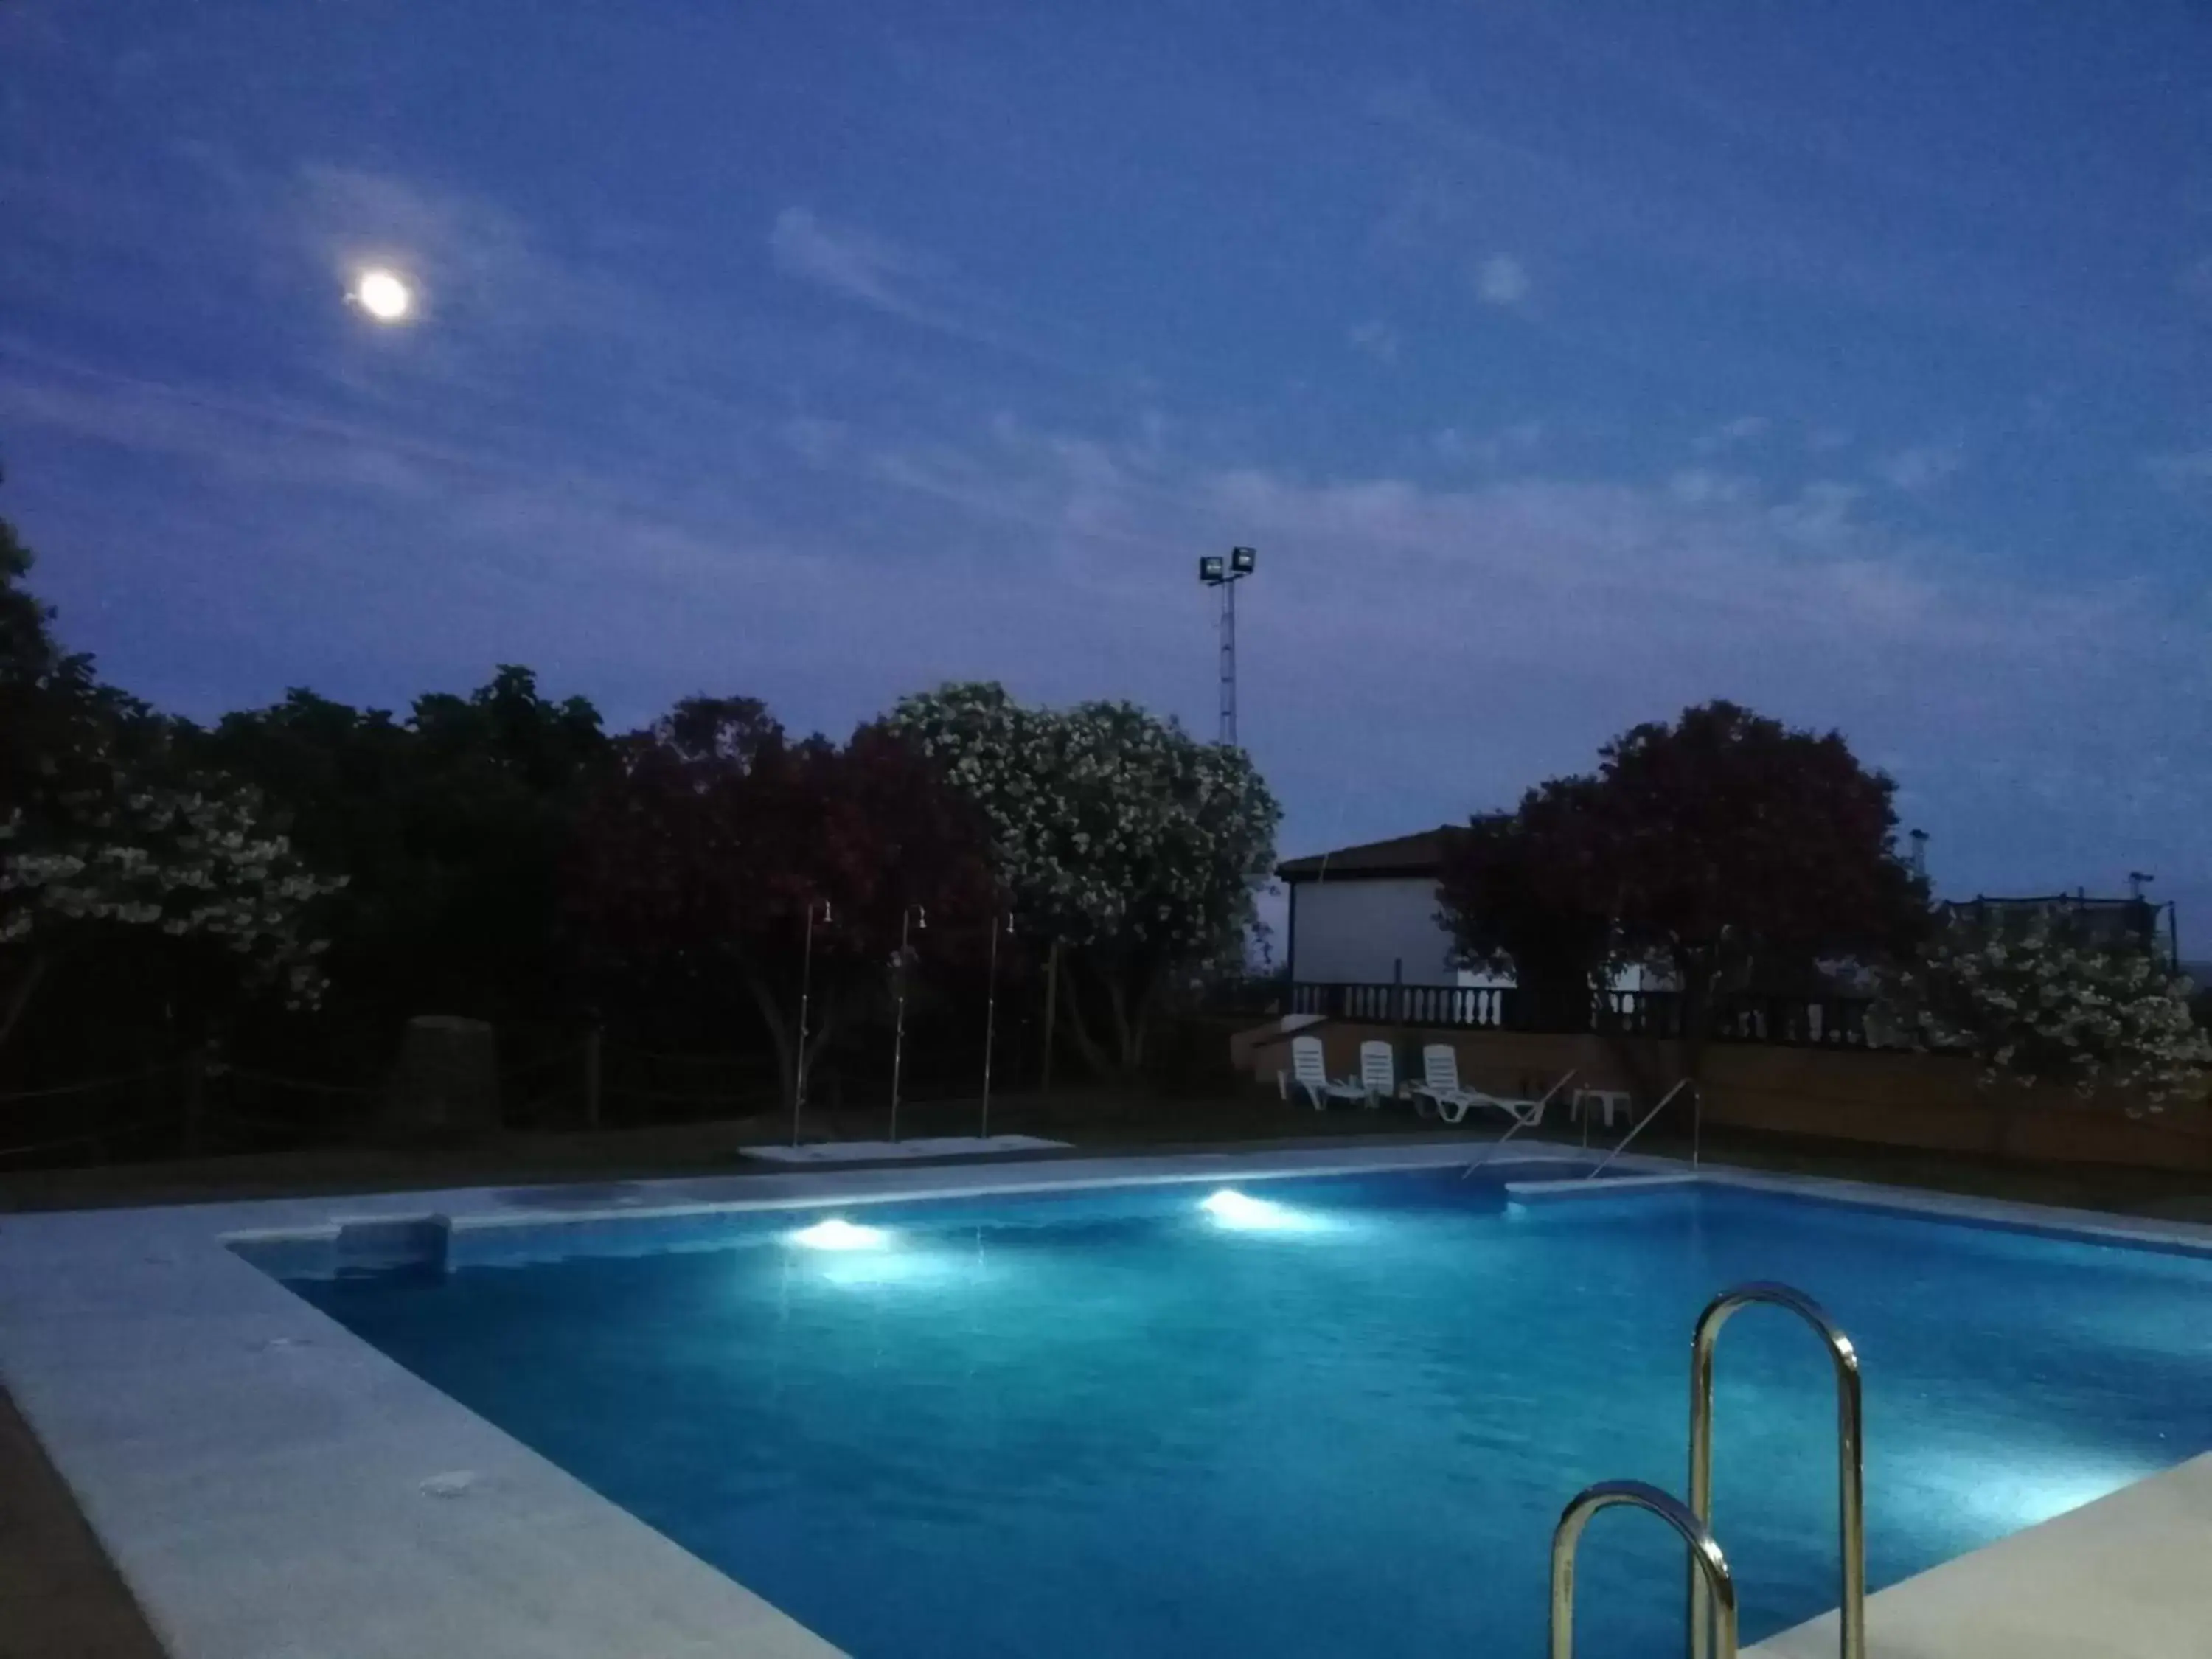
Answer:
1197, 546, 1256, 747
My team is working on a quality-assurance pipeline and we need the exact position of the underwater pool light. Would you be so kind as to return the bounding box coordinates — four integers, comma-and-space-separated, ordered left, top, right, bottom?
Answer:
788, 1217, 890, 1251
1200, 1188, 1315, 1232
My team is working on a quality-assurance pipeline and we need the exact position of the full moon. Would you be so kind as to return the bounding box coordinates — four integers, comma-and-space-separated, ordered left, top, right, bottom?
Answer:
353, 268, 414, 323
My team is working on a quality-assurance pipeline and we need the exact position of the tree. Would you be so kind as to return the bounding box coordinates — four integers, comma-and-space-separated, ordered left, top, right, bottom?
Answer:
1593, 702, 1927, 1022
0, 776, 344, 1048
1, 508, 343, 1053
887, 682, 1281, 1074
1436, 787, 1613, 1031
568, 698, 998, 1111
1883, 912, 2210, 1119
1437, 701, 1929, 1072
200, 667, 613, 1034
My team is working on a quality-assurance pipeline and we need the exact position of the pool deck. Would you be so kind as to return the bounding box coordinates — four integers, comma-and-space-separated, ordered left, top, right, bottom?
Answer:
2, 1139, 2208, 1658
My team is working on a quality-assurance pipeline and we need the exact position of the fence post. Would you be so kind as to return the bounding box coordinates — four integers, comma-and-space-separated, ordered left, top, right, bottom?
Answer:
181, 1044, 207, 1157
583, 1026, 603, 1130
1040, 939, 1061, 1099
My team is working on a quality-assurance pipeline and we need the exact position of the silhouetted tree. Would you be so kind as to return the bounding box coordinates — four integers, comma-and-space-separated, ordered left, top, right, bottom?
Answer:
1438, 701, 1928, 1079
1436, 787, 1613, 1032
1, 507, 340, 1056
568, 699, 998, 1110
201, 667, 612, 1036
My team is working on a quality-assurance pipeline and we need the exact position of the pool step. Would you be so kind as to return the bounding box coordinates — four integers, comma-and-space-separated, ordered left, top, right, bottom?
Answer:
1504, 1172, 1701, 1207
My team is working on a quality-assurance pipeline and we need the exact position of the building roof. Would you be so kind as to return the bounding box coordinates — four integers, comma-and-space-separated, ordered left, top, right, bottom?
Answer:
1277, 826, 1459, 880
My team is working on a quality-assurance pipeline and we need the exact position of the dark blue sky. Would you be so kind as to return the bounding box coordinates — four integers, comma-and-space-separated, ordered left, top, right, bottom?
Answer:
4, 1, 2210, 932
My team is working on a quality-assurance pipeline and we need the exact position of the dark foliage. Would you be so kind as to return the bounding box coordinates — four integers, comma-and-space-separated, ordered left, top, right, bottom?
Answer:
1439, 700, 1930, 1052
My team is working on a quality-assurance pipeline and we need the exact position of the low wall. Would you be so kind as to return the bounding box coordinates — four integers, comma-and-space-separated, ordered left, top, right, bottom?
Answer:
1237, 1019, 2212, 1174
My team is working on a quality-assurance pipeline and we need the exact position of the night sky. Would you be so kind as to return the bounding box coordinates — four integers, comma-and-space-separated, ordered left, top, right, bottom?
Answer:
4, 3, 2210, 936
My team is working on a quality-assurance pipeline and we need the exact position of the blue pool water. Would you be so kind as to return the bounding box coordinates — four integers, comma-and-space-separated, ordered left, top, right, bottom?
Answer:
279, 1169, 2212, 1656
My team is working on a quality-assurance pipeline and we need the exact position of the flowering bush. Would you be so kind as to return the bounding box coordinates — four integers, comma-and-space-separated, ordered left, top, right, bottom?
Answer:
0, 776, 345, 1034
888, 682, 1279, 1069
1884, 916, 2209, 1110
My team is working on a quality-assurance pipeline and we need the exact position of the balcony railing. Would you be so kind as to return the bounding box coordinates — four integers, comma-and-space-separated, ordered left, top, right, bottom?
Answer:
1286, 983, 1876, 1048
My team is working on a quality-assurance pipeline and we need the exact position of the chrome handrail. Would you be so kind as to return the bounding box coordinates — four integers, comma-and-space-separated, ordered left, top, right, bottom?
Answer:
1582, 1078, 1693, 1178
1688, 1283, 1865, 1659
1551, 1478, 1739, 1659
1459, 1070, 1576, 1178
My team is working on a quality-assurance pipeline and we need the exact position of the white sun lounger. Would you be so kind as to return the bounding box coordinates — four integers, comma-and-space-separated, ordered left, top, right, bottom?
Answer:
1278, 1034, 1376, 1110
1411, 1044, 1571, 1127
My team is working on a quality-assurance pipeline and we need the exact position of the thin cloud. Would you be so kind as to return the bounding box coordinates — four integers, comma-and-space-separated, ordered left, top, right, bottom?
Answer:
769, 207, 944, 323
779, 417, 849, 466
1433, 420, 1545, 467
1474, 253, 1531, 307
1877, 443, 1966, 493
1694, 415, 1770, 454
2145, 448, 2212, 502
1668, 469, 1757, 507
1769, 480, 1865, 542
1347, 319, 1402, 364
765, 206, 1062, 364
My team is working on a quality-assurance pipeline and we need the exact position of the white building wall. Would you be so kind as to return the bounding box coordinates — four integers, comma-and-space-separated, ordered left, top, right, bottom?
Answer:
1290, 876, 1659, 992
1290, 878, 1464, 985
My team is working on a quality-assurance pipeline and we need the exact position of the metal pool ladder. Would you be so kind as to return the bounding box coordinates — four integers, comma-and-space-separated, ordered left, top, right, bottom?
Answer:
1549, 1280, 1865, 1659
1551, 1480, 1738, 1659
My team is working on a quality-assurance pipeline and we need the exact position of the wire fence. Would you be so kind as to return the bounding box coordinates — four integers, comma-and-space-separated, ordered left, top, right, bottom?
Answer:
0, 1036, 985, 1169
0, 987, 1248, 1172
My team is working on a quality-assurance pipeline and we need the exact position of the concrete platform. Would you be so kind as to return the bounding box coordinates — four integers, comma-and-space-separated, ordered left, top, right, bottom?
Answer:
1503, 1170, 1700, 1203
739, 1134, 1070, 1164
1748, 1451, 2212, 1658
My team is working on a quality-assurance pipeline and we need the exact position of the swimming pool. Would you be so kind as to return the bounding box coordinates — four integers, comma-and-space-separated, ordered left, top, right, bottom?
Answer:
274, 1166, 2212, 1656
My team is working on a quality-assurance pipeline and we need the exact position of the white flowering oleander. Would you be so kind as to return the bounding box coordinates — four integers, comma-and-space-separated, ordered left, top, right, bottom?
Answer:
0, 779, 347, 1009
1882, 915, 2209, 1111
888, 681, 1279, 975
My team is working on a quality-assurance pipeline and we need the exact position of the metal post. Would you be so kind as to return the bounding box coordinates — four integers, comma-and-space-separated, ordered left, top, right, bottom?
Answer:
1461, 1071, 1576, 1178
792, 900, 829, 1147
1551, 1478, 1737, 1659
980, 911, 1011, 1140
890, 905, 925, 1143
1040, 937, 1060, 1097
1220, 572, 1237, 747
1584, 1079, 1693, 1179
1199, 546, 1254, 748
1688, 1283, 1864, 1659
583, 1026, 603, 1130
181, 1043, 207, 1157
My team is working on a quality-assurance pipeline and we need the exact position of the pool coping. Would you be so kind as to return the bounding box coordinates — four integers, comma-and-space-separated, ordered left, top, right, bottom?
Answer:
1, 1139, 2208, 1658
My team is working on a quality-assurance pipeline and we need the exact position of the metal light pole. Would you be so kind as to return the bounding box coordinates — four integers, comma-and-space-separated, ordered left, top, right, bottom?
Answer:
1197, 546, 1256, 747
792, 898, 832, 1147
888, 905, 926, 1143
979, 909, 1015, 1140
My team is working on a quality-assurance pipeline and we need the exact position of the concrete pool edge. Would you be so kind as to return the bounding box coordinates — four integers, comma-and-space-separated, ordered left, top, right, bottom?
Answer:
1745, 1450, 2212, 1659
0, 1138, 2206, 1658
